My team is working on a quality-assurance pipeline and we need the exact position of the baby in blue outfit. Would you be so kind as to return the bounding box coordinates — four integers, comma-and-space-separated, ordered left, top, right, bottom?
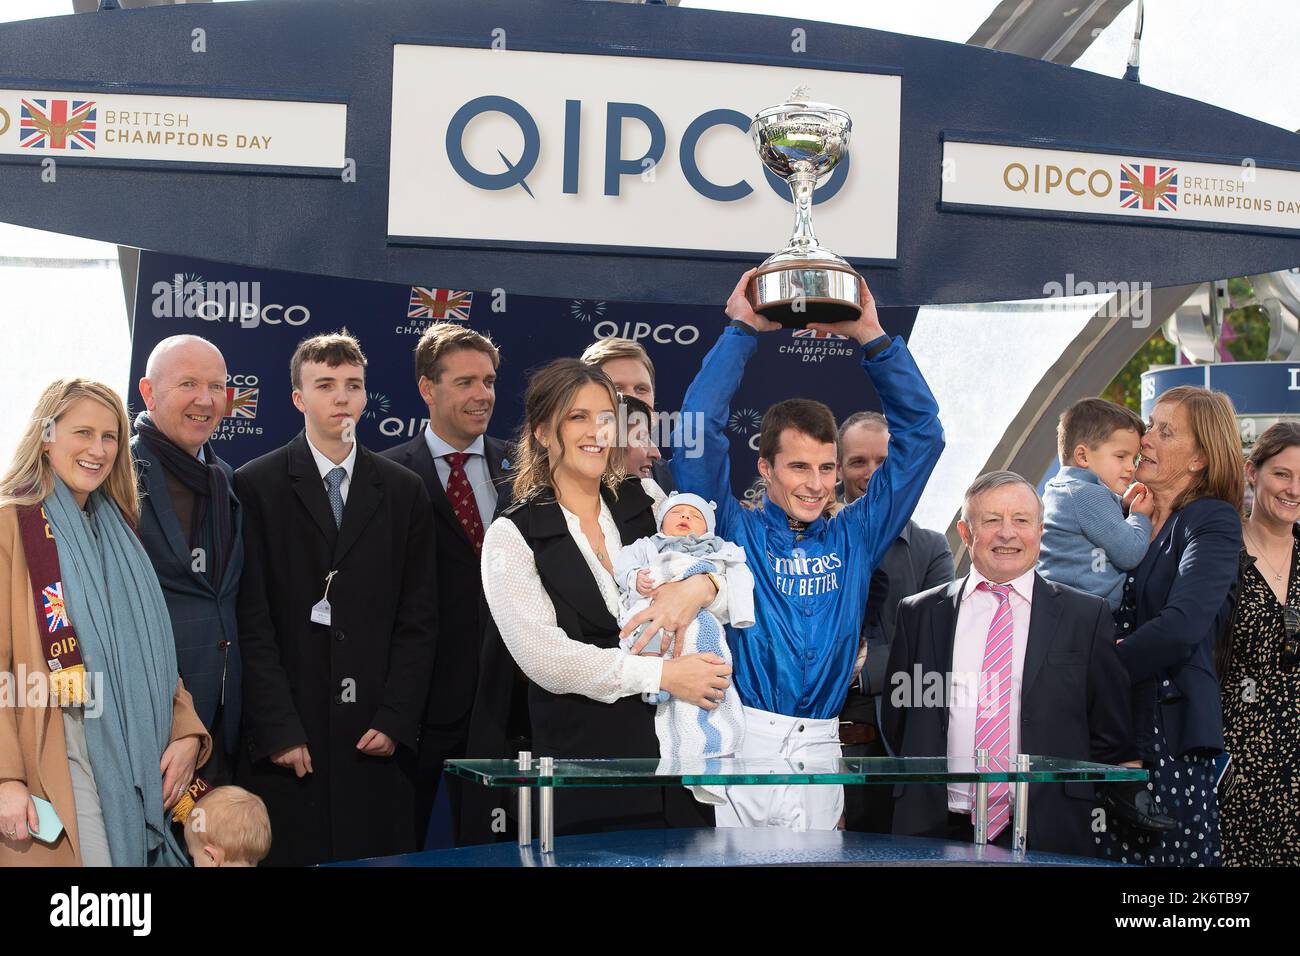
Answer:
614, 493, 753, 805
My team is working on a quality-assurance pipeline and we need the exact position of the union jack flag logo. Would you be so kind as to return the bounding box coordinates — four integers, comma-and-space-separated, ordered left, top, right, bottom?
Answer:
1119, 163, 1178, 212
224, 387, 259, 419
408, 287, 473, 322
792, 328, 849, 340
20, 98, 97, 151
43, 582, 69, 632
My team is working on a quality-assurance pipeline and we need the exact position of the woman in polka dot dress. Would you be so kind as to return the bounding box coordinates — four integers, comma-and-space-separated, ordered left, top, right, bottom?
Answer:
1219, 423, 1300, 867
1100, 387, 1244, 867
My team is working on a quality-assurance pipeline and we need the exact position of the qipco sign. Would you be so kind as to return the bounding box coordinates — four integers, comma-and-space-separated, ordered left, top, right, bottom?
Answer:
387, 44, 903, 262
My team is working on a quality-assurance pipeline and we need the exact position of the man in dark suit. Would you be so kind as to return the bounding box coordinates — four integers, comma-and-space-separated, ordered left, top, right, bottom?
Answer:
837, 411, 954, 833
235, 330, 437, 866
881, 470, 1135, 858
380, 322, 511, 848
580, 337, 674, 493
132, 334, 244, 785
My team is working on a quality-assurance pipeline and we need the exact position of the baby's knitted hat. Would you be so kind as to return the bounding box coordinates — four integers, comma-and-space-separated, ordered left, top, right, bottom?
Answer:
655, 492, 717, 537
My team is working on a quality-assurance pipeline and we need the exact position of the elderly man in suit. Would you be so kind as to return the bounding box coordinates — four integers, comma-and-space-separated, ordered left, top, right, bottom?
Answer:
837, 411, 954, 834
132, 334, 243, 785
881, 470, 1135, 857
381, 322, 511, 848
236, 330, 436, 866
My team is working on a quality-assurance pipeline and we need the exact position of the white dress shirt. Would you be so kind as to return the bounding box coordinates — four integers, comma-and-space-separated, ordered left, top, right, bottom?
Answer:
424, 426, 498, 529
946, 566, 1035, 812
305, 435, 358, 505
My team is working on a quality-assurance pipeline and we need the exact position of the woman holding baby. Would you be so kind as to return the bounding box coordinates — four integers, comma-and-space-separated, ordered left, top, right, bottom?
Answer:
466, 358, 730, 839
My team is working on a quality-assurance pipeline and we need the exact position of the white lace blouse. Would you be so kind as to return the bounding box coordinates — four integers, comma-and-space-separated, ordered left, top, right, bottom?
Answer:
480, 478, 722, 704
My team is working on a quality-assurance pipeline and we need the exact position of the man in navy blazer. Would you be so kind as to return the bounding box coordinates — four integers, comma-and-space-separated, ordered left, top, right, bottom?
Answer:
381, 323, 513, 847
132, 335, 243, 784
881, 471, 1135, 858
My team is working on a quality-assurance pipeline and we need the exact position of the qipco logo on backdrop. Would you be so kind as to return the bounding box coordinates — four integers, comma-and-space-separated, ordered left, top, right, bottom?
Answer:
592, 319, 700, 348
444, 96, 849, 205
151, 277, 311, 329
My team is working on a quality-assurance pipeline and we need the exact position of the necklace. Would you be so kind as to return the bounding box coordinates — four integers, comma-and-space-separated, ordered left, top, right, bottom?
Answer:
1244, 526, 1293, 583
571, 502, 608, 566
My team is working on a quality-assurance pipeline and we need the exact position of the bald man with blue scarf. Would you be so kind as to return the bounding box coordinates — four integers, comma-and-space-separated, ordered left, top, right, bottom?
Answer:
133, 335, 243, 786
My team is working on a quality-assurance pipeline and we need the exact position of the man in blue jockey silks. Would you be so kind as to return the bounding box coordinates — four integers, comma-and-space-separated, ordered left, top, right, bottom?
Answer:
652, 268, 944, 830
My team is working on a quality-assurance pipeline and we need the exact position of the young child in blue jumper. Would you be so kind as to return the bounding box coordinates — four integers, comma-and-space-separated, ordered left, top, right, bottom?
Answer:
1038, 398, 1174, 832
1040, 398, 1154, 606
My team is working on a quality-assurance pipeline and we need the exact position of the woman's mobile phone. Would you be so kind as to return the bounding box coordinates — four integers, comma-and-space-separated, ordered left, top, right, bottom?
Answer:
29, 796, 64, 844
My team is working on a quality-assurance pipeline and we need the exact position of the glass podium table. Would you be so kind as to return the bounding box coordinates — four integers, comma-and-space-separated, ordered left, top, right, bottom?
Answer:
446, 753, 1146, 854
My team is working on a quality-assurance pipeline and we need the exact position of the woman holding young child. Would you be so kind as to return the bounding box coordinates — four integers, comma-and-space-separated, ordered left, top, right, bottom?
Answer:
467, 359, 730, 838
1218, 422, 1300, 866
1101, 386, 1243, 866
0, 379, 210, 866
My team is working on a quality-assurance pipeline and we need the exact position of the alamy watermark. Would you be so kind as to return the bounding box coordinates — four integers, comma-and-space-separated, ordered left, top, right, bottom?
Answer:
1041, 273, 1153, 329
596, 404, 705, 460
1, 666, 104, 718
151, 274, 310, 328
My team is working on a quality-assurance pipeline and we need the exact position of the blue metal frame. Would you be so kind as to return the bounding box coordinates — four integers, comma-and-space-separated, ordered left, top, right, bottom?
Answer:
386, 234, 897, 270
390, 32, 907, 78
0, 0, 1295, 307
941, 129, 1300, 173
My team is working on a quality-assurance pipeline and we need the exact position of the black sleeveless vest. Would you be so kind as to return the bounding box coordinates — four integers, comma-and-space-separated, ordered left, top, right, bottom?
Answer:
463, 478, 711, 838
505, 479, 658, 762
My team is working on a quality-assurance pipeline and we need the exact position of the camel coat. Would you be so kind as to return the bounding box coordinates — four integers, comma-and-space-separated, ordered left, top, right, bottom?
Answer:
0, 505, 211, 866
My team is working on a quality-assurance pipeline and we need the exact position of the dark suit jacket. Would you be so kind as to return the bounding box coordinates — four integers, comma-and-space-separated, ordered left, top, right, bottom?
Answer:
881, 573, 1135, 858
650, 458, 675, 495
234, 433, 437, 866
132, 436, 243, 749
379, 431, 513, 728
1115, 497, 1241, 757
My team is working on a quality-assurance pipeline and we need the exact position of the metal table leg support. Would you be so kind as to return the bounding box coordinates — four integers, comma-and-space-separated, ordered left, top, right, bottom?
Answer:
973, 747, 990, 845
538, 756, 555, 853
1012, 753, 1029, 853
516, 751, 532, 847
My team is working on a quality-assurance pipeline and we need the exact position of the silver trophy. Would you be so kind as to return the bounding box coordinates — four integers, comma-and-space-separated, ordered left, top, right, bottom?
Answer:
747, 88, 861, 328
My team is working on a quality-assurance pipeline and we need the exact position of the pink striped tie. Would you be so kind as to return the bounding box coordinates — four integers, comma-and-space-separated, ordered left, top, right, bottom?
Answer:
973, 581, 1014, 840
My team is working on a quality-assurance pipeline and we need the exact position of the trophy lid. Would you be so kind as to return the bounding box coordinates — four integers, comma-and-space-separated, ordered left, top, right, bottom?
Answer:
752, 86, 852, 127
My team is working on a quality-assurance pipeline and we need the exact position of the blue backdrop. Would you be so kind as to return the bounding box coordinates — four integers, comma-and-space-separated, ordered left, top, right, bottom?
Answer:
128, 251, 918, 497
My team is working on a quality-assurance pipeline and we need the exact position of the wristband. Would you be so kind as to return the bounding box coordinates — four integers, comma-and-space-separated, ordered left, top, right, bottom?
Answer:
863, 334, 891, 359
728, 318, 758, 336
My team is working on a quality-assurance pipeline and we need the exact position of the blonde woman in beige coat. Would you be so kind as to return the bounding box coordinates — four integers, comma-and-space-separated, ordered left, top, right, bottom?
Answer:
0, 378, 210, 866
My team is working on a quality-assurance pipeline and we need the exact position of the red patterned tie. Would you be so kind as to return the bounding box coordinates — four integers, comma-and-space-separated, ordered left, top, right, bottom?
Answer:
444, 452, 485, 553
973, 581, 1015, 840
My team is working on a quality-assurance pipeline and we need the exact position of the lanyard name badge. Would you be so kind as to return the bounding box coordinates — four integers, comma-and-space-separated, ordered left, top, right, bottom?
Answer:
311, 570, 338, 627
